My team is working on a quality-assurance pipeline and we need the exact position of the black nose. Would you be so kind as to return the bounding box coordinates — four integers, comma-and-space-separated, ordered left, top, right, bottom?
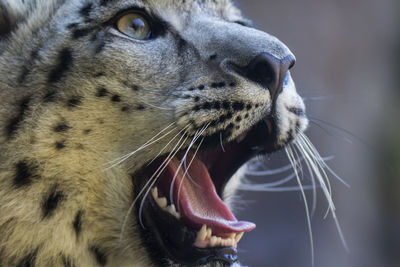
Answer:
239, 52, 295, 101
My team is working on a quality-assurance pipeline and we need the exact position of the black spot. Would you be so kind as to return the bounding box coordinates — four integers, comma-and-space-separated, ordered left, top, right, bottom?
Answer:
83, 129, 92, 135
67, 23, 79, 30
72, 28, 91, 39
189, 87, 195, 91
202, 102, 212, 110
227, 123, 234, 129
245, 114, 249, 119
211, 82, 225, 88
55, 140, 66, 150
136, 105, 145, 110
90, 246, 107, 266
93, 72, 105, 78
222, 101, 230, 110
43, 91, 58, 102
255, 104, 260, 108
100, 0, 112, 6
111, 95, 121, 102
193, 105, 201, 112
198, 85, 205, 90
62, 255, 75, 267
229, 82, 236, 87
14, 160, 37, 188
67, 96, 83, 107
194, 96, 200, 102
232, 102, 245, 111
218, 82, 226, 87
226, 112, 233, 119
246, 104, 252, 110
96, 87, 108, 97
287, 129, 294, 143
131, 85, 140, 91
18, 67, 30, 84
209, 54, 217, 60
94, 41, 106, 54
218, 115, 227, 124
42, 186, 64, 218
49, 48, 73, 83
17, 249, 38, 267
213, 101, 221, 110
6, 96, 31, 138
121, 106, 129, 112
73, 210, 83, 238
295, 122, 301, 133
236, 116, 242, 122
79, 3, 93, 17
54, 123, 70, 133
236, 125, 241, 130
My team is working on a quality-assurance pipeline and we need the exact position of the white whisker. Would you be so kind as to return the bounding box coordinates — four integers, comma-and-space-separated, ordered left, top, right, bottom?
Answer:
104, 122, 176, 170
138, 134, 190, 228
170, 122, 210, 208
220, 132, 226, 152
286, 145, 314, 267
119, 131, 188, 241
296, 133, 349, 252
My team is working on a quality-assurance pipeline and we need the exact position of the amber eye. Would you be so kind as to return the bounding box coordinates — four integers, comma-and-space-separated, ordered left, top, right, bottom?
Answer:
117, 13, 151, 40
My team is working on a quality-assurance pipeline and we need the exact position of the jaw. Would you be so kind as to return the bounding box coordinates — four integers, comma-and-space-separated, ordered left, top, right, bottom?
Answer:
129, 115, 291, 266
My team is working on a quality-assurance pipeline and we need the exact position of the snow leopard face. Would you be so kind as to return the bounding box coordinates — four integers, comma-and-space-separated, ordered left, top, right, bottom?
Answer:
0, 0, 307, 266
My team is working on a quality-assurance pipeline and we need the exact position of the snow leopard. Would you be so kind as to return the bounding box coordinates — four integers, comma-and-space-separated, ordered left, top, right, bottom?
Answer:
0, 0, 309, 266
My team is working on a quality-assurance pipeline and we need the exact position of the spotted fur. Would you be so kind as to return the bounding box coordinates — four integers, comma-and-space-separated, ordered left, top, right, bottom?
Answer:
0, 0, 307, 266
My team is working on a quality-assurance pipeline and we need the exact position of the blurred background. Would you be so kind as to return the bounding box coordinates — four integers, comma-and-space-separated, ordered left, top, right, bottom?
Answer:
234, 0, 400, 266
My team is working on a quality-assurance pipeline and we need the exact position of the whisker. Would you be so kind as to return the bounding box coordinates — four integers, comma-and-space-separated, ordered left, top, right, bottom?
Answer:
146, 125, 191, 167
286, 145, 315, 267
138, 97, 175, 110
138, 134, 190, 228
220, 132, 226, 152
119, 131, 188, 240
296, 133, 349, 252
302, 96, 335, 101
245, 156, 334, 177
309, 116, 372, 149
104, 122, 177, 169
170, 122, 210, 208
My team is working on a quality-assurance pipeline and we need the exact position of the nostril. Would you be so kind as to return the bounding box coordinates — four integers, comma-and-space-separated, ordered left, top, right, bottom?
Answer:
235, 52, 295, 101
245, 53, 280, 92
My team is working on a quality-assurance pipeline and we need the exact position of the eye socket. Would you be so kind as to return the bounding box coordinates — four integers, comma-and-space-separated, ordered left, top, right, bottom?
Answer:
116, 13, 151, 40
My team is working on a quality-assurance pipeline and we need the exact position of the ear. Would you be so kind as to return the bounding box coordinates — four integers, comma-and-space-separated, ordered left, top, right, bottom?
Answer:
0, 0, 25, 39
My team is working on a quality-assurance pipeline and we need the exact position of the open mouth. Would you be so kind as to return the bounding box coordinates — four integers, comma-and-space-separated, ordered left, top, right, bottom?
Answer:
134, 118, 280, 266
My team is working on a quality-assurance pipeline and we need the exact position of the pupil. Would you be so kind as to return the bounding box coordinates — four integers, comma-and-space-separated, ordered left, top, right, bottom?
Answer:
131, 18, 145, 31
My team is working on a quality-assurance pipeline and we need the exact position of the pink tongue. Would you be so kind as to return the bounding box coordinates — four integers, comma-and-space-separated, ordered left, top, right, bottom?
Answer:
158, 157, 255, 235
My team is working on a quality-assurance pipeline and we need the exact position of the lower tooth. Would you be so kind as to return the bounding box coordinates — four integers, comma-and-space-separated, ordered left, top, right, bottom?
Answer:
210, 236, 217, 246
157, 197, 167, 208
235, 232, 244, 242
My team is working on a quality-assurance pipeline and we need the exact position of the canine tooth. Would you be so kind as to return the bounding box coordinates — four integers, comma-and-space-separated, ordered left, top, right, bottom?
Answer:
235, 232, 244, 243
197, 225, 207, 241
207, 228, 212, 238
151, 187, 158, 199
210, 236, 217, 247
217, 237, 222, 245
156, 197, 167, 208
